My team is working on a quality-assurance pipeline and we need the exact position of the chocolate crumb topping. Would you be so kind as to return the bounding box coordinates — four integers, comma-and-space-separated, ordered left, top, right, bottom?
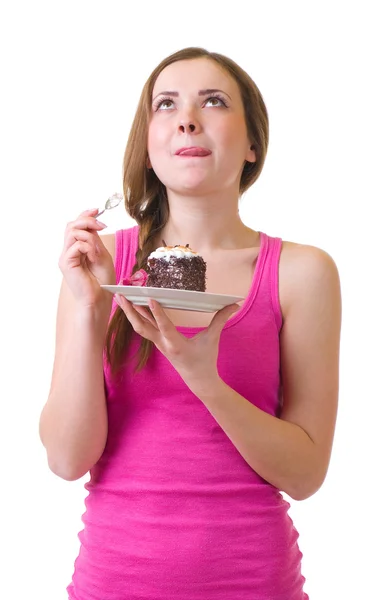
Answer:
146, 255, 207, 292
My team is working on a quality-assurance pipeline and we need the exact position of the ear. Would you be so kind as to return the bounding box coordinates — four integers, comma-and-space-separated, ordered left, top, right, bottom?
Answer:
245, 143, 257, 163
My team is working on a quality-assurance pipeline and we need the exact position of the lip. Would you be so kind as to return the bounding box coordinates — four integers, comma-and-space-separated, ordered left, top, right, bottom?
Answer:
175, 146, 212, 157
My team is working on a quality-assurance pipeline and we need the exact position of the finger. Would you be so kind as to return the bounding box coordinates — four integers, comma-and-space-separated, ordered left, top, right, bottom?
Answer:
78, 208, 101, 218
65, 217, 107, 238
148, 299, 178, 339
132, 303, 159, 328
115, 295, 159, 341
63, 228, 98, 253
207, 303, 240, 339
61, 240, 97, 267
66, 217, 107, 232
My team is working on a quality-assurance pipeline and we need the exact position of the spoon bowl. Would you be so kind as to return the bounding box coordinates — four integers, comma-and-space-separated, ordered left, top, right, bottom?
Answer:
96, 193, 123, 218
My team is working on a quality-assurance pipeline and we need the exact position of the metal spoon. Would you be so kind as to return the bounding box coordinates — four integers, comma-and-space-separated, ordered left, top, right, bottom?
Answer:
96, 193, 123, 218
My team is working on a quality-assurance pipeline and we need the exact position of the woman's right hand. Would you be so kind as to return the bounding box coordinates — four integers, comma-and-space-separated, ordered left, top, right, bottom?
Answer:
58, 208, 116, 307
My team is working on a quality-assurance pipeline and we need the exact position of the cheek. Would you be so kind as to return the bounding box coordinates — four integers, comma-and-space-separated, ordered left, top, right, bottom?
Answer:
209, 116, 246, 154
148, 120, 169, 152
223, 117, 248, 145
147, 124, 157, 152
147, 124, 172, 174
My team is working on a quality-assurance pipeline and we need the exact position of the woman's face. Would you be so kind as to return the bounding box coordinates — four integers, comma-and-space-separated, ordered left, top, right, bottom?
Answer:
147, 58, 256, 196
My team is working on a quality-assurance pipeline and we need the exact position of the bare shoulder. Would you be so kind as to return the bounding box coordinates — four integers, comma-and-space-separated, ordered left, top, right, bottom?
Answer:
276, 240, 342, 497
279, 240, 341, 322
100, 233, 116, 263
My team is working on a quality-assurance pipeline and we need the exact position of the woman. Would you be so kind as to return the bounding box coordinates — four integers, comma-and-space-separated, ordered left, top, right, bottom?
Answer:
39, 47, 342, 599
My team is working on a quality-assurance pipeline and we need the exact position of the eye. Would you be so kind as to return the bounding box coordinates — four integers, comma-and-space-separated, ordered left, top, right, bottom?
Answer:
153, 94, 228, 112
205, 96, 226, 107
155, 98, 174, 111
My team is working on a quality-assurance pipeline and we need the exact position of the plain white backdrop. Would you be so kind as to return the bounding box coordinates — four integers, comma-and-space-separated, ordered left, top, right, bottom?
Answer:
1, 1, 383, 598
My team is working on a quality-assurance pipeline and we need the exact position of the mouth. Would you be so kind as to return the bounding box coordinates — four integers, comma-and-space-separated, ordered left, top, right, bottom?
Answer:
175, 147, 212, 157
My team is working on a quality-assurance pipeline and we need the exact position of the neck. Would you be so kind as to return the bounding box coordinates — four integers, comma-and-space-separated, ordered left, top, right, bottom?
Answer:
156, 189, 257, 254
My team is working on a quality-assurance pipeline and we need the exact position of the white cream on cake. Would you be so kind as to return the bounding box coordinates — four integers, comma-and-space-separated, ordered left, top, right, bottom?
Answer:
148, 245, 200, 261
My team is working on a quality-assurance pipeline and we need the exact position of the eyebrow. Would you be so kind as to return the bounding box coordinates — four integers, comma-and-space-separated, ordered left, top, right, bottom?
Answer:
152, 88, 232, 101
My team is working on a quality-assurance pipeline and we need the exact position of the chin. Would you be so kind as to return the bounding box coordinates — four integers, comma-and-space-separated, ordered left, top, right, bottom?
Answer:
160, 173, 212, 193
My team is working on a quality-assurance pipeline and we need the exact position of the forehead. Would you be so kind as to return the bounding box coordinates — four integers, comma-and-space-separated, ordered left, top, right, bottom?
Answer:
152, 58, 239, 98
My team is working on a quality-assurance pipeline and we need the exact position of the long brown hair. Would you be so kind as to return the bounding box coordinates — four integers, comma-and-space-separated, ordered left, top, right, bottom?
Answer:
105, 47, 269, 374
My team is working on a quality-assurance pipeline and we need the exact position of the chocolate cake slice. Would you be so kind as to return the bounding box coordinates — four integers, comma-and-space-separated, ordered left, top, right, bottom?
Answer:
146, 243, 206, 292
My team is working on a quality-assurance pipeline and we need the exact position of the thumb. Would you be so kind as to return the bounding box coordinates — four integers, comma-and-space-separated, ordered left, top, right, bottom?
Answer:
207, 303, 240, 339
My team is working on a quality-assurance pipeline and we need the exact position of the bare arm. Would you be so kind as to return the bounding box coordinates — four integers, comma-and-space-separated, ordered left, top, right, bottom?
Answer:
187, 245, 342, 500
39, 218, 116, 481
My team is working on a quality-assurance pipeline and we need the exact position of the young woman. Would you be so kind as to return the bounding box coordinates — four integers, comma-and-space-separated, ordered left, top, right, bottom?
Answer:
39, 47, 342, 599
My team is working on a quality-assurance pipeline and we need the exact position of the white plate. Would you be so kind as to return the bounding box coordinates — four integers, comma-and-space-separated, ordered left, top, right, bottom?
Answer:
101, 285, 244, 313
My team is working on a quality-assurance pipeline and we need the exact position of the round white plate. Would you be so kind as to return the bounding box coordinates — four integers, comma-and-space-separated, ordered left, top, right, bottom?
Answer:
101, 285, 244, 313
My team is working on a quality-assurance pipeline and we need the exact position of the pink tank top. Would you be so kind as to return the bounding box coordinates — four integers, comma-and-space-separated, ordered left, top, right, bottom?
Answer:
67, 226, 309, 600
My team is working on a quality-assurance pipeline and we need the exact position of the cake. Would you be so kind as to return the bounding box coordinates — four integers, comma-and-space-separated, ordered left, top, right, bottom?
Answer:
146, 242, 206, 291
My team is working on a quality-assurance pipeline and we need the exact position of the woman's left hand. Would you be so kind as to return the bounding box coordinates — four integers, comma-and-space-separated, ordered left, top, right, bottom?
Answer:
114, 295, 239, 392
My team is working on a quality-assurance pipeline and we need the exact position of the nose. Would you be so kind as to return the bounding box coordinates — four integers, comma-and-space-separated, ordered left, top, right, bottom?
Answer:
178, 120, 198, 133
178, 109, 202, 134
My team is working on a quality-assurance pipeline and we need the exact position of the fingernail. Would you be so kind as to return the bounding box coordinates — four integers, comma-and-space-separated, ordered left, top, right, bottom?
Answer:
96, 220, 107, 228
114, 294, 121, 306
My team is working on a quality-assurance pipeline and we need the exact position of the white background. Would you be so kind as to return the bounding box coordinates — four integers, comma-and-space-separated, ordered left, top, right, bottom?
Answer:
1, 1, 383, 598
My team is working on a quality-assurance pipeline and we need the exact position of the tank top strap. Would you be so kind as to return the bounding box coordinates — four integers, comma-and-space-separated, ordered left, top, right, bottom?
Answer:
114, 225, 139, 283
257, 232, 283, 333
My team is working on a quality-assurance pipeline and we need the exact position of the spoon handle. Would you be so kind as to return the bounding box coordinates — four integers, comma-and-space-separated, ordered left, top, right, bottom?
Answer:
95, 209, 105, 218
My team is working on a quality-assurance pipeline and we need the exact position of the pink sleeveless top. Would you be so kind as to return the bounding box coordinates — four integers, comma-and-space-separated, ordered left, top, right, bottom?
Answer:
67, 226, 309, 600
